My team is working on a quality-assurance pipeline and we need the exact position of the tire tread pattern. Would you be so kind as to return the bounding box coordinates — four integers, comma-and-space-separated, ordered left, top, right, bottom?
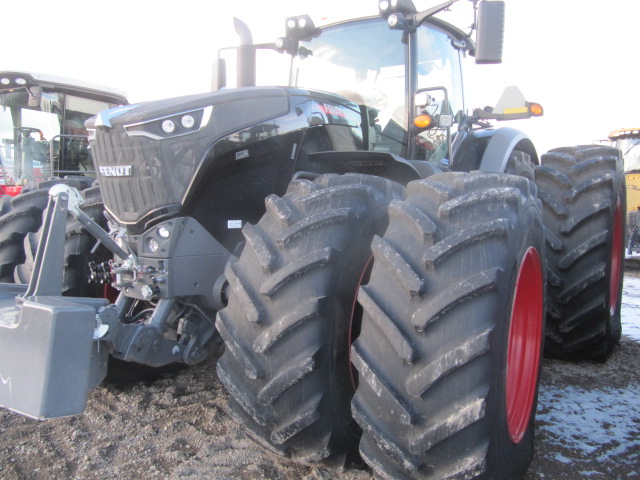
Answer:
534, 145, 624, 360
216, 173, 402, 464
352, 171, 543, 479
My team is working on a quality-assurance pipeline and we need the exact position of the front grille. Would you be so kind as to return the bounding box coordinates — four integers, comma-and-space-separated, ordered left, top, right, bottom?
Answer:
92, 125, 207, 228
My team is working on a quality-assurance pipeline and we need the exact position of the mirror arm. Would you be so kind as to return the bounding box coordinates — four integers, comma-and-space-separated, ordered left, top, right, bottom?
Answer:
413, 0, 458, 25
475, 107, 500, 120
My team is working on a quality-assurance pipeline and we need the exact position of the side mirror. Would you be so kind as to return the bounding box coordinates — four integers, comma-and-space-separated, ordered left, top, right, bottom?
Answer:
413, 87, 454, 131
475, 1, 505, 64
28, 86, 42, 107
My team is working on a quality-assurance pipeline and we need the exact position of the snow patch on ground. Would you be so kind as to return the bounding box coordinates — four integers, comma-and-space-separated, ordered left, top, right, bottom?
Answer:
530, 272, 640, 477
622, 273, 640, 341
537, 384, 640, 466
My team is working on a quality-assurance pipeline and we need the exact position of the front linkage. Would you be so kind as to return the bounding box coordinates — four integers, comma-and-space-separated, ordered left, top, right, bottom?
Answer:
0, 185, 220, 418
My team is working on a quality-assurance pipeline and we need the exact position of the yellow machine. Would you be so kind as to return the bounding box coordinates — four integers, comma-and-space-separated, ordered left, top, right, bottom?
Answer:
609, 127, 640, 212
609, 128, 640, 253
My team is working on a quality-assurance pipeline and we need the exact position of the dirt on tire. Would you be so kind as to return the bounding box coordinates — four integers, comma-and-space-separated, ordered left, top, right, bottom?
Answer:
352, 172, 545, 479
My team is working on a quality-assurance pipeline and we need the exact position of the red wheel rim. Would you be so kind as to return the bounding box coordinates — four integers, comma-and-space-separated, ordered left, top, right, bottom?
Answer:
609, 199, 623, 316
506, 247, 543, 444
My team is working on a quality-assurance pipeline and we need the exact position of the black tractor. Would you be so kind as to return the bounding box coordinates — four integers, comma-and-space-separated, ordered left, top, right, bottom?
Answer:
0, 1, 625, 479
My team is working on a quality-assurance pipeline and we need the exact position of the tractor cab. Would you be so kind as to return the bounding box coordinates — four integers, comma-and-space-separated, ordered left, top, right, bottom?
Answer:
215, 0, 541, 171
287, 12, 464, 163
0, 71, 127, 196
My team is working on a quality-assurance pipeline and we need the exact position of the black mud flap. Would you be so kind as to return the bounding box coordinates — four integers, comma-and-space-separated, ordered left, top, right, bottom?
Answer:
0, 284, 109, 419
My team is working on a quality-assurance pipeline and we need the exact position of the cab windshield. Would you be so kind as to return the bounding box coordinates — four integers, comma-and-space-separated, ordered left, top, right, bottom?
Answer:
0, 87, 120, 187
617, 137, 640, 173
290, 18, 465, 161
292, 18, 407, 154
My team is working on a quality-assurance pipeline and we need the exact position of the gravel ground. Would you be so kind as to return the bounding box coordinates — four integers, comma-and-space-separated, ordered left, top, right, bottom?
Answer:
1, 306, 638, 479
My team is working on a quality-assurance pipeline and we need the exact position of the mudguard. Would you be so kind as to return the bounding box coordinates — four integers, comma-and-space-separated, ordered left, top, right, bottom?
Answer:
478, 127, 538, 172
452, 126, 538, 173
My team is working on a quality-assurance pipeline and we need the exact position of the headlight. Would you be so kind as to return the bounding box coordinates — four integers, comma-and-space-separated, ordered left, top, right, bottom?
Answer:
181, 115, 195, 129
147, 238, 160, 254
161, 119, 176, 134
157, 226, 171, 239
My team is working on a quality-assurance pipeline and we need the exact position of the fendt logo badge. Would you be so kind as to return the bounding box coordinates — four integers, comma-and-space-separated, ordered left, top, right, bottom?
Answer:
99, 166, 133, 177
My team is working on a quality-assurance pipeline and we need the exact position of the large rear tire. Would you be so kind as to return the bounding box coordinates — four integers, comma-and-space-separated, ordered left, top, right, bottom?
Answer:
534, 146, 625, 361
352, 172, 545, 479
215, 174, 402, 465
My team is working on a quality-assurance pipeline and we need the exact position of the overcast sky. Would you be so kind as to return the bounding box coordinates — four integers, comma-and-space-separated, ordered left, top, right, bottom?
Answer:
4, 0, 638, 154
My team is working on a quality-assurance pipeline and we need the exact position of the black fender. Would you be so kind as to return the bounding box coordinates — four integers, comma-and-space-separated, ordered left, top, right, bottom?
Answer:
452, 127, 539, 173
306, 150, 446, 185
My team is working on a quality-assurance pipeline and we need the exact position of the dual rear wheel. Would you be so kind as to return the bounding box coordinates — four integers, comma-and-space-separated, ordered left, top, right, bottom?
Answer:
217, 171, 546, 478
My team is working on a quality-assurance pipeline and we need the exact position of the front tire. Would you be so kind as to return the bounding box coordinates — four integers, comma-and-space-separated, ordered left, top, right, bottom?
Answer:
0, 177, 93, 283
352, 172, 545, 479
0, 189, 49, 282
534, 146, 625, 361
215, 174, 402, 465
14, 185, 109, 297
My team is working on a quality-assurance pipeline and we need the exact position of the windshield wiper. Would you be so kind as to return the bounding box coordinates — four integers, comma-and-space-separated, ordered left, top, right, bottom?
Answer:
622, 142, 640, 158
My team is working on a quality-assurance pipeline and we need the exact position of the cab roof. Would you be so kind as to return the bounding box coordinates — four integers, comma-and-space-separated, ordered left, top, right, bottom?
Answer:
609, 127, 640, 140
0, 70, 127, 104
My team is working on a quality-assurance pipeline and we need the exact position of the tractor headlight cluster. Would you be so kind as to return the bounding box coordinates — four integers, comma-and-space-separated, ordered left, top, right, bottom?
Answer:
378, 0, 416, 29
277, 15, 318, 54
124, 106, 213, 140
142, 222, 174, 255
378, 0, 416, 16
283, 14, 318, 40
0, 75, 28, 87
